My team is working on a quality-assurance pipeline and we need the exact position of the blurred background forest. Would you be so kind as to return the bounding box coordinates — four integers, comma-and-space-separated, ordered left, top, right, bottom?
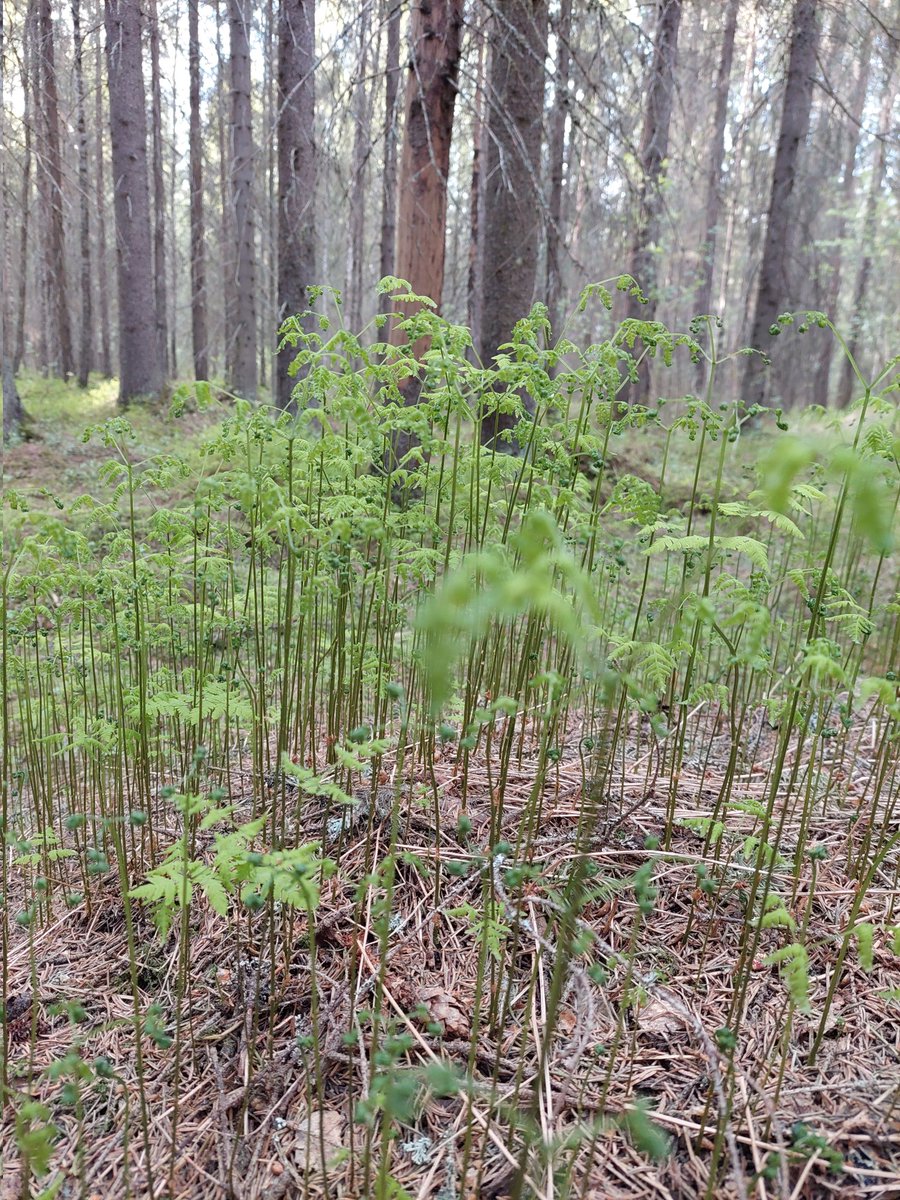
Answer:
0, 0, 897, 435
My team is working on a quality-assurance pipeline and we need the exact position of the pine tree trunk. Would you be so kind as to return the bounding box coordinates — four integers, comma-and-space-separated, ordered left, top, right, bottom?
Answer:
466, 18, 486, 351
72, 0, 93, 388
188, 0, 209, 380
13, 3, 33, 373
694, 0, 739, 335
836, 41, 897, 408
393, 0, 463, 322
624, 0, 682, 400
479, 0, 548, 444
545, 0, 571, 339
227, 0, 257, 400
345, 5, 371, 335
743, 0, 819, 409
105, 0, 165, 404
36, 0, 74, 379
2, 0, 27, 438
94, 24, 113, 379
148, 0, 169, 375
276, 0, 316, 410
377, 0, 401, 320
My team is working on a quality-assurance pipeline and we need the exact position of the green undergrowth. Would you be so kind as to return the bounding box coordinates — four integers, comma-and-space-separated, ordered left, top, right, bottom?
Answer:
1, 281, 899, 1197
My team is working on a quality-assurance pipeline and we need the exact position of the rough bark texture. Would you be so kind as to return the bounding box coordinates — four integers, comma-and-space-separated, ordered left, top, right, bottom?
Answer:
188, 0, 209, 380
345, 6, 371, 335
13, 4, 33, 373
624, 0, 682, 400
479, 0, 548, 443
228, 0, 257, 400
743, 0, 819, 408
276, 0, 317, 410
94, 31, 113, 379
836, 41, 897, 408
378, 0, 402, 320
694, 0, 739, 328
148, 0, 169, 375
812, 39, 869, 407
2, 0, 26, 439
105, 0, 165, 404
72, 0, 93, 387
545, 0, 571, 339
36, 0, 74, 379
466, 20, 486, 351
393, 0, 464, 327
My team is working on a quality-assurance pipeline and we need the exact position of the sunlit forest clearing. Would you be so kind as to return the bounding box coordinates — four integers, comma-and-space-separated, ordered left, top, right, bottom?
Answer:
2, 0, 899, 1196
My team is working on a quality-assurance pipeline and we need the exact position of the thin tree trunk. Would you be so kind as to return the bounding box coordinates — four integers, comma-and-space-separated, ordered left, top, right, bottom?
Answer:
624, 0, 682, 400
216, 1, 230, 377
393, 0, 463, 320
94, 21, 112, 378
168, 10, 179, 376
378, 0, 402, 321
836, 41, 897, 408
694, 0, 739, 351
545, 0, 571, 339
812, 39, 869, 407
148, 0, 169, 374
479, 0, 548, 444
466, 16, 486, 350
105, 0, 165, 403
276, 0, 316, 410
36, 0, 74, 379
13, 3, 33, 372
345, 5, 371, 335
2, 0, 26, 439
743, 0, 819, 409
72, 0, 93, 387
188, 0, 209, 379
227, 0, 257, 399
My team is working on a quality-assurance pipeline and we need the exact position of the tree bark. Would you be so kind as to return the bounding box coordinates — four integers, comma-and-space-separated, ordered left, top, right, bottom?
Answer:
36, 0, 74, 379
148, 0, 169, 375
545, 0, 571, 339
94, 25, 113, 379
466, 16, 486, 351
377, 0, 402, 320
105, 0, 165, 404
478, 0, 548, 443
743, 0, 819, 409
393, 0, 464, 325
227, 0, 257, 399
13, 2, 34, 373
345, 5, 371, 335
836, 40, 897, 408
2, 0, 27, 439
188, 0, 209, 380
276, 0, 317, 410
694, 0, 739, 334
72, 0, 93, 388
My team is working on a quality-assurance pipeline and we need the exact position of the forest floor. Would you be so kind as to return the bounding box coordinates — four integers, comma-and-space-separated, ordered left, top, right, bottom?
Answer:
1, 376, 898, 1200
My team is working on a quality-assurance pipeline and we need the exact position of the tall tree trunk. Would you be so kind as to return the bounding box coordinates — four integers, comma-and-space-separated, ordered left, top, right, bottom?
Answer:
215, 1, 230, 376
148, 0, 169, 375
836, 40, 897, 408
345, 5, 371, 334
479, 0, 548, 444
743, 0, 819, 409
105, 0, 165, 404
188, 0, 209, 379
812, 37, 869, 407
377, 0, 401, 320
13, 2, 34, 373
393, 0, 464, 323
36, 0, 74, 379
466, 16, 486, 351
72, 0, 93, 387
623, 0, 682, 399
94, 23, 112, 378
276, 0, 316, 410
545, 0, 571, 339
227, 0, 257, 400
2, 0, 26, 439
694, 0, 739, 383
